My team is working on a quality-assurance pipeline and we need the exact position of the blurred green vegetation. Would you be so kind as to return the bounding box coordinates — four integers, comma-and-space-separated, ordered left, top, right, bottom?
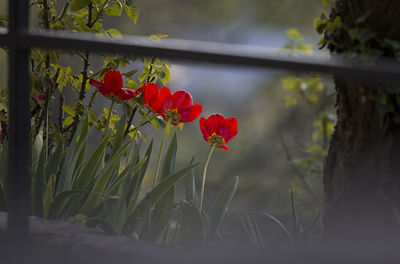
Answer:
108, 0, 326, 39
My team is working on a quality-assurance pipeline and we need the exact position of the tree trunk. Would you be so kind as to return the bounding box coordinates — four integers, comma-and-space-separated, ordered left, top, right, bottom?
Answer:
323, 0, 400, 251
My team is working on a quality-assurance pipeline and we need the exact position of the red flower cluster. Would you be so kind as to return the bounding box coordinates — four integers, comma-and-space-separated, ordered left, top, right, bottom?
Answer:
90, 70, 238, 150
89, 71, 143, 101
199, 114, 238, 151
142, 83, 202, 126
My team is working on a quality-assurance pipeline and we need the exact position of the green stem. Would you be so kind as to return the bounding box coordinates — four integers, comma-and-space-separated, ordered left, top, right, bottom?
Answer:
105, 99, 115, 135
153, 121, 170, 187
199, 145, 216, 212
126, 111, 148, 162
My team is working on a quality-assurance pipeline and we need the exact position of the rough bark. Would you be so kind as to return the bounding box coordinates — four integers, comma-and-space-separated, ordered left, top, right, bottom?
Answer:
323, 0, 400, 250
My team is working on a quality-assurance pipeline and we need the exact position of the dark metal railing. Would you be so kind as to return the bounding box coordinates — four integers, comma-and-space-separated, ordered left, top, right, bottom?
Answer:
3, 0, 400, 248
2, 29, 400, 81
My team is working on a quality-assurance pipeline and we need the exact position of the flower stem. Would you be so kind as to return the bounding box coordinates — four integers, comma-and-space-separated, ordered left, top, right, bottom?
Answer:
126, 111, 149, 162
199, 145, 216, 212
105, 99, 115, 135
153, 121, 170, 187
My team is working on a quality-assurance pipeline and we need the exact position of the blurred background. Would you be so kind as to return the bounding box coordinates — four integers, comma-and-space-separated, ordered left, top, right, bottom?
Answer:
0, 0, 334, 248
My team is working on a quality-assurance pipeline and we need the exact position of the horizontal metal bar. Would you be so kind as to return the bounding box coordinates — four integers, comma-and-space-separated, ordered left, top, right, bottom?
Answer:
4, 30, 400, 82
16, 30, 400, 82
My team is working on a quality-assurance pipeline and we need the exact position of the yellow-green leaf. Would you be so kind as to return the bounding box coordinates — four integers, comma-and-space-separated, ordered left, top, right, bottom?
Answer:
107, 28, 123, 39
286, 28, 303, 41
64, 116, 74, 126
123, 4, 138, 24
70, 0, 90, 11
62, 105, 76, 116
104, 2, 122, 16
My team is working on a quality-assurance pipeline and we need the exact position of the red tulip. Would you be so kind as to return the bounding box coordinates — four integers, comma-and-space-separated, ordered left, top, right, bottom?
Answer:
142, 84, 202, 125
31, 93, 45, 104
89, 71, 142, 101
199, 114, 238, 151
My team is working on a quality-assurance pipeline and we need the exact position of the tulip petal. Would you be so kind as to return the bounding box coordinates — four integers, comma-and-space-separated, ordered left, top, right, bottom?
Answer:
90, 78, 110, 97
179, 104, 203, 123
104, 71, 123, 94
222, 117, 238, 143
199, 117, 211, 141
207, 113, 225, 133
172, 90, 193, 109
152, 87, 172, 113
89, 78, 103, 89
143, 83, 159, 105
217, 125, 231, 142
218, 145, 229, 151
116, 87, 142, 101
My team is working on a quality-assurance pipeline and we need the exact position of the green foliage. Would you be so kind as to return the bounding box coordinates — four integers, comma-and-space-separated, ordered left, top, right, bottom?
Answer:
208, 176, 239, 240
279, 28, 313, 55
316, 0, 400, 59
281, 75, 324, 107
280, 27, 334, 202
150, 133, 178, 240
0, 0, 240, 249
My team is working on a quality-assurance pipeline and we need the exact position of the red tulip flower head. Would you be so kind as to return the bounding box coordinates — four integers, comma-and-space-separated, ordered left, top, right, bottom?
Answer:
89, 71, 143, 101
199, 114, 238, 151
142, 83, 202, 126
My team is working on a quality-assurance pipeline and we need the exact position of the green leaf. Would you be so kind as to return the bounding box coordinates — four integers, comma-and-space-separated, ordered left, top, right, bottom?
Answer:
149, 33, 169, 41
136, 139, 153, 190
179, 200, 204, 246
122, 69, 139, 79
123, 3, 138, 24
44, 140, 63, 183
123, 0, 134, 6
62, 105, 76, 117
64, 116, 74, 126
110, 114, 126, 158
57, 112, 89, 192
151, 134, 177, 240
32, 132, 43, 164
129, 162, 200, 226
48, 190, 84, 219
104, 2, 122, 16
107, 28, 123, 39
74, 134, 111, 189
32, 142, 46, 217
185, 156, 197, 204
70, 0, 90, 11
80, 141, 131, 215
260, 211, 293, 244
43, 174, 55, 219
286, 28, 303, 41
322, 0, 329, 6
105, 157, 147, 196
208, 176, 239, 240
